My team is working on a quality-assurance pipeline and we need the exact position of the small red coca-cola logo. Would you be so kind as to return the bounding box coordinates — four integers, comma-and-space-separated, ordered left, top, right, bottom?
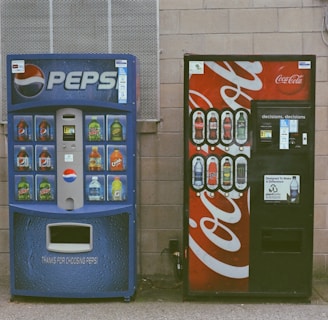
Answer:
275, 66, 306, 95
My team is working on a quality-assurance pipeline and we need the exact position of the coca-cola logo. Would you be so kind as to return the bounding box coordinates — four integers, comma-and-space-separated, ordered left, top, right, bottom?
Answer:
275, 66, 306, 95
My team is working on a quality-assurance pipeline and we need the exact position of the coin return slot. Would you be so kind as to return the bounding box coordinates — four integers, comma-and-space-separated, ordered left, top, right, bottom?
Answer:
47, 223, 93, 253
261, 229, 302, 253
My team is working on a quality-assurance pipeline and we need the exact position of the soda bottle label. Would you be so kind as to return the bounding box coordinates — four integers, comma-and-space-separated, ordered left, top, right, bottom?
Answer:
17, 178, 30, 200
39, 181, 52, 201
39, 157, 51, 169
222, 159, 231, 186
88, 118, 102, 141
17, 156, 29, 169
110, 149, 124, 171
110, 120, 123, 141
17, 120, 29, 141
112, 178, 123, 201
39, 120, 51, 141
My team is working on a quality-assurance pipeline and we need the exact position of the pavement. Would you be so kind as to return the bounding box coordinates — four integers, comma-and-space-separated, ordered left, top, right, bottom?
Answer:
0, 276, 328, 320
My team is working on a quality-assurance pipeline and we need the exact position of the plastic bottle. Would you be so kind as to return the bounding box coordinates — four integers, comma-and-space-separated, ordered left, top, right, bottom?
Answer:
88, 176, 102, 201
112, 177, 123, 201
16, 119, 29, 141
17, 177, 30, 200
38, 119, 51, 141
110, 148, 124, 171
290, 176, 298, 202
208, 112, 218, 140
16, 146, 30, 171
236, 112, 246, 140
207, 159, 218, 186
194, 157, 203, 187
88, 116, 102, 141
88, 146, 102, 171
223, 158, 231, 186
194, 112, 204, 140
223, 114, 232, 140
38, 147, 52, 171
110, 119, 123, 141
39, 178, 52, 201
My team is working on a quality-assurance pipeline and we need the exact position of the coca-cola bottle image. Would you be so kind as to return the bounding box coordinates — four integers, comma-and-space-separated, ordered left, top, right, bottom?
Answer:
193, 157, 204, 188
223, 113, 232, 140
16, 119, 29, 141
194, 111, 204, 140
208, 112, 218, 141
207, 158, 218, 187
38, 147, 52, 171
38, 119, 51, 141
16, 146, 30, 171
222, 158, 232, 186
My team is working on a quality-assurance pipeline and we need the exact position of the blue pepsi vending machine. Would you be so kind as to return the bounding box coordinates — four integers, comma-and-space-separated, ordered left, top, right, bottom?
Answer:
7, 54, 138, 300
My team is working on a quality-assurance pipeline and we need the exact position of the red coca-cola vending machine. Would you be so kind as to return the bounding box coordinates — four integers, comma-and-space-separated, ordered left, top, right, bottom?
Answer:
184, 55, 315, 299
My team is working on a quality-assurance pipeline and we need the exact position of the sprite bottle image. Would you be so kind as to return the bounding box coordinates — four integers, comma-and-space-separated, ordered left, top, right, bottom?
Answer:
88, 116, 102, 141
17, 177, 30, 200
39, 177, 52, 201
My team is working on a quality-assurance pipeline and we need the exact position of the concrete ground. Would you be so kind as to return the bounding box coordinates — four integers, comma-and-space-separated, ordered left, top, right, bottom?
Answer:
0, 276, 328, 320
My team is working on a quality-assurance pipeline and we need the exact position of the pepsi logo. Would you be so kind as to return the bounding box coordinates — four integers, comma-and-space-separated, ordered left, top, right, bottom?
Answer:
14, 64, 45, 98
62, 169, 77, 183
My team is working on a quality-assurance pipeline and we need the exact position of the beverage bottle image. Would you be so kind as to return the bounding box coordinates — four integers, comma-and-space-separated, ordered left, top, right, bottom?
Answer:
112, 176, 123, 201
207, 159, 218, 186
223, 113, 232, 140
16, 146, 30, 171
110, 119, 123, 141
88, 116, 102, 141
88, 146, 102, 171
38, 147, 52, 171
208, 112, 218, 140
110, 148, 124, 171
290, 176, 299, 202
17, 177, 30, 200
194, 111, 204, 140
222, 158, 232, 186
88, 176, 102, 201
39, 177, 52, 201
236, 163, 246, 185
193, 157, 203, 188
16, 119, 29, 141
38, 119, 51, 141
236, 112, 246, 140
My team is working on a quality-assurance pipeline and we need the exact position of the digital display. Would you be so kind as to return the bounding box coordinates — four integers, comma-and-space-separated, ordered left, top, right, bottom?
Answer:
63, 125, 75, 141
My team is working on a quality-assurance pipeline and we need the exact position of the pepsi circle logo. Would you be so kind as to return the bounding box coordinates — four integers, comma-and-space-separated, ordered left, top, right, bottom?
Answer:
62, 169, 77, 183
14, 64, 45, 98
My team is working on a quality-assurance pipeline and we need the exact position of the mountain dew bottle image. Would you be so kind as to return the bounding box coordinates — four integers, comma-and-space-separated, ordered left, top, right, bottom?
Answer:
111, 177, 123, 201
88, 116, 102, 141
17, 177, 30, 200
39, 177, 52, 201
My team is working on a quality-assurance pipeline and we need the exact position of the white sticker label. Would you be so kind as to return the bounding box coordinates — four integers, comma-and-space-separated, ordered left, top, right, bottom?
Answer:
189, 61, 204, 74
11, 60, 25, 73
264, 175, 300, 203
298, 61, 311, 69
64, 154, 74, 162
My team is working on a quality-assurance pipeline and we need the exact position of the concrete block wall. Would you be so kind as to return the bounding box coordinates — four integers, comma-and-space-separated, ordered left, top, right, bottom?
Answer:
1, 0, 328, 280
